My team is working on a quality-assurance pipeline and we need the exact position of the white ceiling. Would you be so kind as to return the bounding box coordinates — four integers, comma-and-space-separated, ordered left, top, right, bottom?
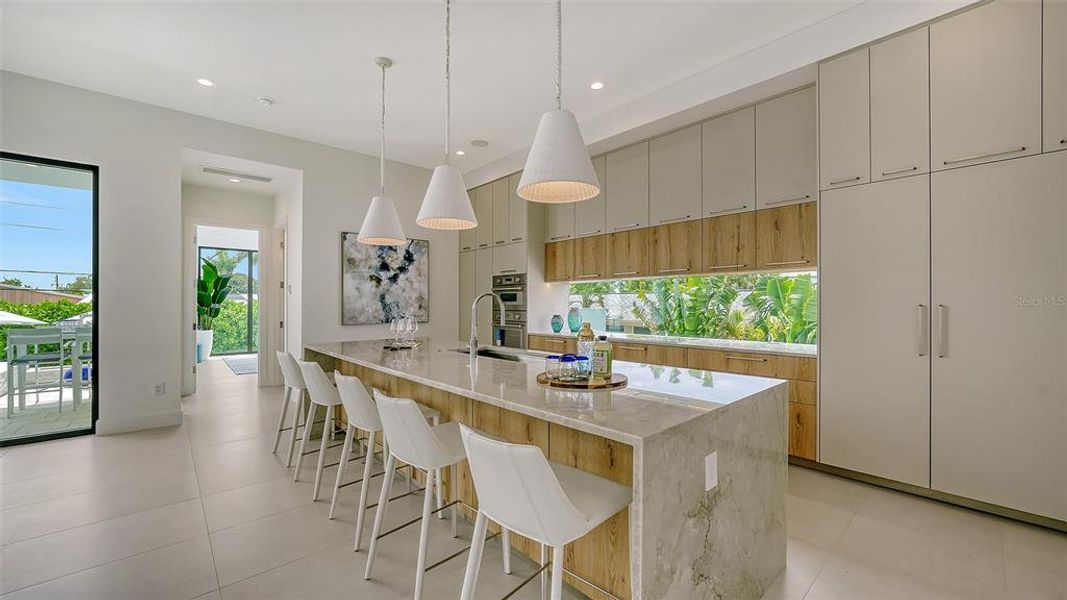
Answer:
2, 1, 972, 174
180, 148, 301, 196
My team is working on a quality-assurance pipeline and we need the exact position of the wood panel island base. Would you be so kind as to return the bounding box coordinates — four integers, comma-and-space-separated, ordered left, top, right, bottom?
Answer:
305, 339, 787, 600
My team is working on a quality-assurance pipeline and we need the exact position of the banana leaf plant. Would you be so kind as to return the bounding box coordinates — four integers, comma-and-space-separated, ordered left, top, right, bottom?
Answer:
197, 260, 232, 330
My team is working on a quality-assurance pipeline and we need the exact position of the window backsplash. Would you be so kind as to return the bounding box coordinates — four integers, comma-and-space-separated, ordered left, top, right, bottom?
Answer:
569, 272, 818, 345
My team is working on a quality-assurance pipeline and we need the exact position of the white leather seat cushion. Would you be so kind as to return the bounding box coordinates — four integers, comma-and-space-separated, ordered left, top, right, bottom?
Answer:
549, 462, 632, 529
429, 421, 468, 466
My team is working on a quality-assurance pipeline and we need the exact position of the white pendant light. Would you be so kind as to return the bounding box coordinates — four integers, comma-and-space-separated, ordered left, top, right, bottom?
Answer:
417, 0, 477, 231
358, 57, 407, 246
517, 0, 599, 204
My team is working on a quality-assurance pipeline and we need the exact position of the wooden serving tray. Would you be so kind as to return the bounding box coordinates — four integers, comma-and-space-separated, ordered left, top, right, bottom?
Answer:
536, 372, 628, 390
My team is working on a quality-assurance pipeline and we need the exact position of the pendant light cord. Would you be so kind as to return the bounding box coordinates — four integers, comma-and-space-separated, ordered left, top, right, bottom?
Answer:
444, 0, 452, 164
379, 60, 386, 195
555, 0, 562, 110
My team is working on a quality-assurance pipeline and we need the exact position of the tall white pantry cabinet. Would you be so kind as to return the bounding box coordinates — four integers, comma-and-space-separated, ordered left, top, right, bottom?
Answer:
820, 0, 1067, 522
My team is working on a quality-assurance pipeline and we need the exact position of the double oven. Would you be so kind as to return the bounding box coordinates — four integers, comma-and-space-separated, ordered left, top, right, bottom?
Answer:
491, 273, 527, 349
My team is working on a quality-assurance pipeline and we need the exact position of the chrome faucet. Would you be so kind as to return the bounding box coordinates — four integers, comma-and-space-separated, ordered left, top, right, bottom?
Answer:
470, 292, 505, 353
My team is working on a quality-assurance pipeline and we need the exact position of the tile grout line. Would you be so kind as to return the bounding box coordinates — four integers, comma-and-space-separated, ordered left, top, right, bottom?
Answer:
184, 418, 223, 597
797, 485, 869, 600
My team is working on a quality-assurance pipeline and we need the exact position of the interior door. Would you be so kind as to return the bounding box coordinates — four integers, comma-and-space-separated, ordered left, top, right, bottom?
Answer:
931, 152, 1067, 520
820, 175, 931, 486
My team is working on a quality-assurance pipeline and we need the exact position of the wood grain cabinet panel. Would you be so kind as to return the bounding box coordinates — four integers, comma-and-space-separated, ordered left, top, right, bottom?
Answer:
573, 235, 607, 281
528, 335, 575, 354
612, 343, 650, 364
606, 228, 650, 279
650, 219, 701, 277
686, 348, 817, 382
544, 239, 574, 282
755, 201, 817, 271
789, 402, 817, 460
644, 344, 688, 367
701, 211, 756, 273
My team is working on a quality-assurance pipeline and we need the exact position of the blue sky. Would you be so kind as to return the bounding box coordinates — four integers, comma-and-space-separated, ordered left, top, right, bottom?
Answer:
0, 179, 94, 292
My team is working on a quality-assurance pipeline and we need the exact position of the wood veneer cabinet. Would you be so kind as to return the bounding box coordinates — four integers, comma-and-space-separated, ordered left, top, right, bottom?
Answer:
650, 219, 701, 276
573, 234, 607, 281
543, 239, 574, 282
612, 342, 686, 366
527, 334, 575, 354
701, 211, 756, 273
755, 201, 817, 271
606, 228, 650, 278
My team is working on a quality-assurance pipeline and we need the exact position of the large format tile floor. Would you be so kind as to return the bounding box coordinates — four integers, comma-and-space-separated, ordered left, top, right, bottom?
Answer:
1, 357, 1064, 599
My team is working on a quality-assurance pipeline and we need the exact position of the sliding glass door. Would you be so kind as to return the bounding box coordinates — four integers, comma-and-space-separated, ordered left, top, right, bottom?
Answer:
198, 247, 258, 355
0, 152, 98, 445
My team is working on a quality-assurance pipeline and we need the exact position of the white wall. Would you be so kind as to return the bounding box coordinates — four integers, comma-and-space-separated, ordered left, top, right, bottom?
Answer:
0, 71, 451, 435
196, 225, 260, 252
183, 184, 274, 228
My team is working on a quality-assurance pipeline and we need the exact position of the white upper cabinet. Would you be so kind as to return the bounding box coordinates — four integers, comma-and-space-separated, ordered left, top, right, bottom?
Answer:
930, 0, 1041, 170
755, 87, 817, 209
650, 125, 702, 224
819, 48, 871, 189
473, 185, 494, 249
545, 203, 575, 242
460, 187, 478, 251
702, 107, 755, 217
574, 155, 606, 237
871, 27, 930, 181
458, 250, 475, 336
492, 241, 526, 275
1045, 0, 1067, 153
506, 173, 527, 243
605, 142, 650, 232
491, 178, 509, 245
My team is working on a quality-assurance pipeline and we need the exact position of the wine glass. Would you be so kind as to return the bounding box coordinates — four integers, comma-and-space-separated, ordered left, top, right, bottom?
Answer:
407, 317, 419, 343
389, 318, 400, 344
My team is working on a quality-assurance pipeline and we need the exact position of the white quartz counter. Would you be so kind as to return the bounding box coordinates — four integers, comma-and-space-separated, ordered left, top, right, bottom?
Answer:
528, 330, 818, 358
305, 338, 786, 446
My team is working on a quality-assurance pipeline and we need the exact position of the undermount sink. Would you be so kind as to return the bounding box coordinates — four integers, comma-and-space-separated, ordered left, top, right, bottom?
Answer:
450, 347, 531, 363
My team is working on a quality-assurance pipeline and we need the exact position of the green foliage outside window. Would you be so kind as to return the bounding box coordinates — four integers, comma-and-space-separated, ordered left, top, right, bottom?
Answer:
210, 299, 258, 354
570, 273, 818, 345
0, 300, 94, 360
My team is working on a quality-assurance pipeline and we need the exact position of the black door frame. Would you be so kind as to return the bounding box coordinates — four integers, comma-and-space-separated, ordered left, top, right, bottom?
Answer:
197, 245, 259, 355
0, 151, 99, 446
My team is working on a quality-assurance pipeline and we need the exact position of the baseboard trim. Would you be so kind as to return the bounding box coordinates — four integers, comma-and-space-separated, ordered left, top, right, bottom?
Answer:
95, 410, 184, 436
789, 457, 1067, 534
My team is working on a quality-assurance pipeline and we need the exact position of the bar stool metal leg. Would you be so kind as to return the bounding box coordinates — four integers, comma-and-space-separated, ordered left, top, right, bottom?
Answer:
413, 468, 436, 599
354, 429, 377, 551
285, 391, 303, 467
293, 401, 317, 481
329, 423, 356, 518
312, 405, 334, 500
550, 546, 564, 600
459, 510, 489, 600
501, 527, 512, 574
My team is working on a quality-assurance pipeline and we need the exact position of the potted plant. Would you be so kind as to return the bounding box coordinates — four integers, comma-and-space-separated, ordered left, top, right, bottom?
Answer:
196, 260, 231, 360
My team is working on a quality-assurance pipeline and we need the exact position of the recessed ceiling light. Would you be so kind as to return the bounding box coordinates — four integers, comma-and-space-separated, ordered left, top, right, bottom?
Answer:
228, 178, 241, 183
196, 78, 216, 88
454, 150, 466, 156
470, 139, 489, 148
590, 81, 605, 90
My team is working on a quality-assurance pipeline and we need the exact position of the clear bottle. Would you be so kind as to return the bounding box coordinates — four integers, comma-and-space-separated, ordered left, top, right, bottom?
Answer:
576, 322, 596, 358
592, 335, 613, 379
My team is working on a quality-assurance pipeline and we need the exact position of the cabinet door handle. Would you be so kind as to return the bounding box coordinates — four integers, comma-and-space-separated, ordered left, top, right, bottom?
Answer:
577, 229, 602, 235
576, 274, 601, 279
499, 269, 518, 274
882, 166, 918, 176
828, 176, 861, 186
545, 339, 565, 345
478, 243, 489, 248
548, 235, 570, 241
943, 146, 1026, 165
462, 246, 473, 251
657, 215, 690, 223
619, 345, 646, 352
612, 223, 640, 231
494, 240, 506, 245
612, 271, 639, 276
764, 260, 810, 267
936, 304, 948, 358
705, 263, 747, 270
706, 205, 748, 216
657, 267, 690, 274
917, 304, 929, 357
765, 194, 811, 206
724, 355, 767, 363
512, 237, 524, 242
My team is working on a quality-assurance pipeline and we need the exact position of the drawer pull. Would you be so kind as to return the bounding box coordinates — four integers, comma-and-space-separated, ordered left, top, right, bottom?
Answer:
612, 271, 639, 276
612, 223, 640, 231
657, 215, 690, 223
706, 205, 748, 216
705, 263, 747, 270
576, 274, 601, 279
478, 243, 489, 248
725, 355, 767, 363
548, 235, 570, 241
882, 166, 918, 176
658, 267, 690, 274
829, 176, 861, 186
577, 229, 602, 235
619, 345, 647, 352
512, 237, 524, 241
765, 194, 811, 206
499, 269, 518, 274
541, 339, 565, 345
462, 246, 472, 251
764, 260, 810, 267
495, 240, 505, 245
943, 146, 1026, 165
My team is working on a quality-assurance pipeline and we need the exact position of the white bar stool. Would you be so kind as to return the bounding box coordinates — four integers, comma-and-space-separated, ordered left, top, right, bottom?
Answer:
274, 351, 308, 467
458, 424, 632, 600
330, 371, 444, 550
294, 360, 348, 500
364, 390, 512, 600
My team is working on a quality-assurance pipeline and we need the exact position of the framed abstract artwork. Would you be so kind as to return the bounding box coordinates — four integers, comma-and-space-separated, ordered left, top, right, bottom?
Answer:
340, 232, 429, 325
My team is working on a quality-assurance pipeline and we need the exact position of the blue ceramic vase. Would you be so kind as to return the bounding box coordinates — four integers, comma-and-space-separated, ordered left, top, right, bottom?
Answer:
550, 314, 564, 333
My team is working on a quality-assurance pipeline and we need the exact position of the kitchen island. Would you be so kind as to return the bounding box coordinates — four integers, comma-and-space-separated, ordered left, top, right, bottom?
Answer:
304, 339, 787, 600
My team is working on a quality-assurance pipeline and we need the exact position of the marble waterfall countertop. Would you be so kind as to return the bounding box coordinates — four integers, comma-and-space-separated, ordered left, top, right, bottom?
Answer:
529, 330, 818, 358
305, 338, 787, 446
